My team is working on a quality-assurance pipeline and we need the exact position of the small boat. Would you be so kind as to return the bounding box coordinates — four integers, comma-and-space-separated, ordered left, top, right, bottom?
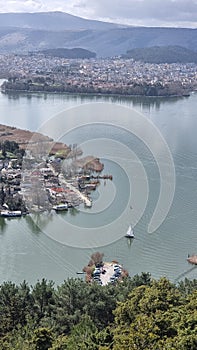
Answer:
125, 225, 135, 238
0, 210, 22, 217
52, 203, 68, 211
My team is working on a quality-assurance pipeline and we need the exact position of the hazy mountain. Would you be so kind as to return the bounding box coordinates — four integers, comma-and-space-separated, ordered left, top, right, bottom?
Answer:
0, 12, 196, 57
123, 45, 197, 63
0, 11, 120, 31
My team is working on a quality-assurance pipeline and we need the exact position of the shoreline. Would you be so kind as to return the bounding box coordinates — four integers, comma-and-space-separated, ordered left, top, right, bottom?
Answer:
1, 87, 191, 99
0, 123, 106, 215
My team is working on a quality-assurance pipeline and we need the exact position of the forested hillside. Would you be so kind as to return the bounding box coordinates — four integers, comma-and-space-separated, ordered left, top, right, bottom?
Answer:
40, 48, 96, 59
123, 45, 197, 63
0, 274, 196, 349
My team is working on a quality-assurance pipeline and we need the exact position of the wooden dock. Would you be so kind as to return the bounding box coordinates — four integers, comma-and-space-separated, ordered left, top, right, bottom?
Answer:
187, 255, 197, 265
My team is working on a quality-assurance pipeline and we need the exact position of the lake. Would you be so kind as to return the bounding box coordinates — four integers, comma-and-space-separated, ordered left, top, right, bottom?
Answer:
0, 85, 197, 285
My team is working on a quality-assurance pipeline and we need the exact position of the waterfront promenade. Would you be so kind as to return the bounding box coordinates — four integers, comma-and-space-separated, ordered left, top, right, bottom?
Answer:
58, 173, 92, 207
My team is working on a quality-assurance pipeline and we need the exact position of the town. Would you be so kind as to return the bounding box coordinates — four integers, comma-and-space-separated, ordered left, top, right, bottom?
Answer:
0, 53, 197, 97
0, 125, 111, 217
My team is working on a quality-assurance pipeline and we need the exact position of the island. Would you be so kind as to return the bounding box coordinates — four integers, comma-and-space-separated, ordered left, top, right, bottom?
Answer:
0, 124, 111, 216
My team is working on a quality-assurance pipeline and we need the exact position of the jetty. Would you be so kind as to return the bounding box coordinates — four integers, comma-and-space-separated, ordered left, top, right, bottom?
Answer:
187, 255, 197, 265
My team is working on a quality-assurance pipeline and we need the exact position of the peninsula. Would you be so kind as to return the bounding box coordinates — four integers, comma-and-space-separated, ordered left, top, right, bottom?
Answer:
0, 123, 68, 154
1, 54, 197, 97
0, 124, 107, 216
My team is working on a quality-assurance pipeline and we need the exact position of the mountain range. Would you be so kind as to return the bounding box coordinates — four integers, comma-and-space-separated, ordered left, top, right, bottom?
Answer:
0, 12, 196, 57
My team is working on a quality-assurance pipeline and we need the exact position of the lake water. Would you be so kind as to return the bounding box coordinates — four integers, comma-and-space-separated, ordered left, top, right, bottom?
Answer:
0, 84, 197, 285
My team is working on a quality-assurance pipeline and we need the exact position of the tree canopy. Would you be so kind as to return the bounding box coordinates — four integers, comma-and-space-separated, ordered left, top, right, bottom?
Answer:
0, 275, 196, 349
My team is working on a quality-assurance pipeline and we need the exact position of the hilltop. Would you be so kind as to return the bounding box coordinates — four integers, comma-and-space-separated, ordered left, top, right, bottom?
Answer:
123, 45, 197, 63
39, 47, 96, 59
0, 11, 119, 31
0, 123, 69, 155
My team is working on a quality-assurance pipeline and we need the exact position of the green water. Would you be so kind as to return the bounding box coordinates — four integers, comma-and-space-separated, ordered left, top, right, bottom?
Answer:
0, 85, 197, 284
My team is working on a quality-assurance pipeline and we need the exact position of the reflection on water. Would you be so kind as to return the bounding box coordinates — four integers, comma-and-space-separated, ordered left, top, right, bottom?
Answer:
0, 218, 7, 233
25, 215, 43, 234
1, 88, 186, 110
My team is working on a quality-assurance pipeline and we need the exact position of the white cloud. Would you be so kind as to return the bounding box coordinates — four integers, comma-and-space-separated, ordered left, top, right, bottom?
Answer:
75, 0, 197, 27
0, 0, 42, 12
0, 0, 196, 27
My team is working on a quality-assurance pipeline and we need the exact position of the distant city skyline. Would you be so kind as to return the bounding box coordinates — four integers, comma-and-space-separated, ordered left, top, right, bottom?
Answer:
0, 0, 196, 28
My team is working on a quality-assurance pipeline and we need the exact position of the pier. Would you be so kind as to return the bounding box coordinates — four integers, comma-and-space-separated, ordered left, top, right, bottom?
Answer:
78, 174, 113, 181
92, 175, 113, 180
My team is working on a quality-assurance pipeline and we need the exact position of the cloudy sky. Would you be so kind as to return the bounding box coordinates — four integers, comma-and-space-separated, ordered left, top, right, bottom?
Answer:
0, 0, 197, 28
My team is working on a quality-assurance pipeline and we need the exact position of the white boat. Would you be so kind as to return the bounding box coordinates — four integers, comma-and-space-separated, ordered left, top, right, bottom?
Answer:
52, 203, 68, 211
0, 210, 22, 217
125, 225, 135, 238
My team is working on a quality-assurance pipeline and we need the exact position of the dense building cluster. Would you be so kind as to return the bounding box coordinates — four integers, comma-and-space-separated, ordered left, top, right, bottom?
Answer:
0, 53, 197, 96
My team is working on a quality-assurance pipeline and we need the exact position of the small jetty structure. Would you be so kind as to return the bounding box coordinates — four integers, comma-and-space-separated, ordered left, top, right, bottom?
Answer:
125, 225, 135, 238
187, 255, 197, 265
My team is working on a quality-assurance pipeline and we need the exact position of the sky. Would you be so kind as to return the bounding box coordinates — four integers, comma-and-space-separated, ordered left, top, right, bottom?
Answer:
0, 0, 197, 28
